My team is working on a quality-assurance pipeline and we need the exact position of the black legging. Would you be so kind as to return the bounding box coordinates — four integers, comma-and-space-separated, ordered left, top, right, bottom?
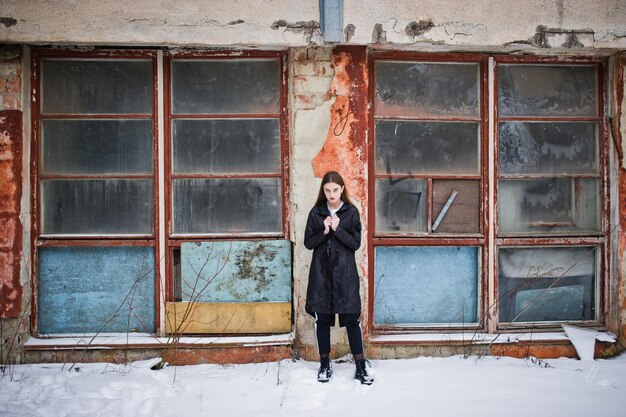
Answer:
315, 313, 363, 356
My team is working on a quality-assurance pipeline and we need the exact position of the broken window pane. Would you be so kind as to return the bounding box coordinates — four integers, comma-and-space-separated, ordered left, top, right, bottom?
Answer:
498, 247, 597, 322
376, 179, 427, 234
498, 65, 597, 117
171, 59, 280, 114
375, 121, 480, 175
499, 122, 598, 176
172, 119, 280, 174
374, 246, 478, 325
41, 59, 153, 114
498, 178, 600, 234
41, 119, 153, 175
41, 179, 153, 235
38, 246, 155, 334
432, 180, 480, 234
173, 178, 281, 234
375, 61, 479, 118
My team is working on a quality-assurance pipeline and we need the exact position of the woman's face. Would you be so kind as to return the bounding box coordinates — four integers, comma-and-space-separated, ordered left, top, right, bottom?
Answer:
323, 181, 344, 206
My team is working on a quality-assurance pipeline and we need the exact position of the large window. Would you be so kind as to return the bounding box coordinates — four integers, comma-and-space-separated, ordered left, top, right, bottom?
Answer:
370, 53, 607, 332
32, 50, 290, 336
495, 58, 604, 327
371, 55, 487, 329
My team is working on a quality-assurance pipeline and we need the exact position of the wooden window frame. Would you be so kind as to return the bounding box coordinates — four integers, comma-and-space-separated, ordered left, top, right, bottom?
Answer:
493, 55, 609, 330
368, 52, 610, 334
30, 48, 161, 336
368, 52, 490, 332
162, 50, 291, 306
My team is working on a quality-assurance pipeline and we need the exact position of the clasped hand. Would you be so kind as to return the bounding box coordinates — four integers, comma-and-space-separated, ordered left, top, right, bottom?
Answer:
323, 215, 340, 235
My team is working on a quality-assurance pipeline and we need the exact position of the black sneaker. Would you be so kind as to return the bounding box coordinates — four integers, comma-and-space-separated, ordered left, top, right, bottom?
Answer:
355, 359, 374, 385
317, 360, 333, 383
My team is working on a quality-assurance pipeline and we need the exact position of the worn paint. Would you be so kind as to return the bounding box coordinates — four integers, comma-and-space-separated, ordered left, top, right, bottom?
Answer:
37, 246, 156, 334
311, 45, 369, 335
0, 109, 22, 318
165, 301, 291, 334
312, 46, 368, 203
180, 240, 292, 303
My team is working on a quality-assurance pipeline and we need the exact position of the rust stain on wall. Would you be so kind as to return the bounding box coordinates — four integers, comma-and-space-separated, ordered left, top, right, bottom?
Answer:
0, 109, 23, 318
312, 46, 370, 330
312, 46, 368, 203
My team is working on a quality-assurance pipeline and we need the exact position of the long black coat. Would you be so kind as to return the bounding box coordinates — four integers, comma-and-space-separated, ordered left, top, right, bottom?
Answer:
304, 202, 362, 316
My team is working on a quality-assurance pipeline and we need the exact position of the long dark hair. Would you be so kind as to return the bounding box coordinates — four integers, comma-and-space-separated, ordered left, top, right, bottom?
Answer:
314, 171, 353, 206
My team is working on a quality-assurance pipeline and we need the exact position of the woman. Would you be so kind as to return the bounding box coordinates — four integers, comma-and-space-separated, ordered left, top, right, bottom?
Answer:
304, 171, 373, 385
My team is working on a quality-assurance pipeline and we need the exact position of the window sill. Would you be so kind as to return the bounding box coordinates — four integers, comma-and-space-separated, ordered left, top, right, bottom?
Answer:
368, 331, 616, 345
24, 332, 295, 350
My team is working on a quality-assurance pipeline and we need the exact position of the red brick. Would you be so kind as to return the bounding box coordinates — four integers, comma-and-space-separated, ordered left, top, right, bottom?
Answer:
0, 216, 18, 248
0, 94, 22, 110
0, 161, 18, 213
3, 75, 21, 94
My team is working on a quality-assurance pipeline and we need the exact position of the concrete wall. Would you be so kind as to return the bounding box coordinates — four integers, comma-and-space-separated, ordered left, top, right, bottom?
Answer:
1, 1, 625, 49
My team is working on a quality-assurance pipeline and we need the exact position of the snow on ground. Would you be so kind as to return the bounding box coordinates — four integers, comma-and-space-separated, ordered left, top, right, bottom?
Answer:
1, 353, 625, 417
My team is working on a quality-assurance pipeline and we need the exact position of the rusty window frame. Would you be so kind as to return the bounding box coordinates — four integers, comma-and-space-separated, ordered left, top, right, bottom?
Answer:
367, 52, 489, 332
493, 55, 608, 330
163, 50, 290, 304
30, 48, 161, 336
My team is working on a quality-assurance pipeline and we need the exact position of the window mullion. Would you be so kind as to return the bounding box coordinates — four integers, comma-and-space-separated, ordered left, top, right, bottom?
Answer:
157, 50, 167, 337
487, 56, 497, 333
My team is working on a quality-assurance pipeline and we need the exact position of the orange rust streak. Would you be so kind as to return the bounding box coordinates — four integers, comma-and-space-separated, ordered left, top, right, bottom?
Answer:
312, 48, 368, 204
0, 110, 23, 318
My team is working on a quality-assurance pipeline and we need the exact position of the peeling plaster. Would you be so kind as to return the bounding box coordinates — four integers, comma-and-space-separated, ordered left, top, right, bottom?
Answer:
312, 47, 368, 203
405, 19, 434, 38
344, 23, 356, 43
0, 110, 23, 318
372, 23, 387, 43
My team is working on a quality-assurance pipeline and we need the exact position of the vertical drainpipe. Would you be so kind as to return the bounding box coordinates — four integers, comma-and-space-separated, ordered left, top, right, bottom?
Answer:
319, 0, 343, 43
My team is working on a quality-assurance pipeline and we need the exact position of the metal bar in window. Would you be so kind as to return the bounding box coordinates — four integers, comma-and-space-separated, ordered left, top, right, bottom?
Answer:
498, 174, 601, 179
376, 174, 482, 180
169, 113, 281, 119
373, 115, 483, 122
37, 238, 155, 246
39, 174, 155, 180
372, 237, 484, 246
496, 236, 605, 246
37, 114, 154, 119
170, 173, 282, 179
498, 116, 601, 122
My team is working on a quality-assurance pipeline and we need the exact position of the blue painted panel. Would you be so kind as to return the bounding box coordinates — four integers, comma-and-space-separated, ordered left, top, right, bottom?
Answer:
374, 246, 478, 325
180, 240, 291, 302
38, 246, 155, 334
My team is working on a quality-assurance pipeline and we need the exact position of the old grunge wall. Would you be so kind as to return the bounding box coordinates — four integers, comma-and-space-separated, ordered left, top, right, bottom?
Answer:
291, 46, 368, 359
0, 55, 22, 319
1, 1, 625, 49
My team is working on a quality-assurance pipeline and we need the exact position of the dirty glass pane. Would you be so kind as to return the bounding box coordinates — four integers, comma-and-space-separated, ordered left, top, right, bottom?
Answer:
498, 247, 597, 322
375, 61, 479, 118
41, 179, 153, 235
38, 246, 156, 334
376, 179, 427, 234
374, 246, 478, 325
41, 59, 153, 114
498, 178, 600, 234
173, 178, 281, 234
171, 59, 280, 114
499, 122, 598, 176
432, 180, 480, 234
172, 119, 280, 174
375, 121, 480, 175
498, 65, 597, 117
41, 119, 153, 175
